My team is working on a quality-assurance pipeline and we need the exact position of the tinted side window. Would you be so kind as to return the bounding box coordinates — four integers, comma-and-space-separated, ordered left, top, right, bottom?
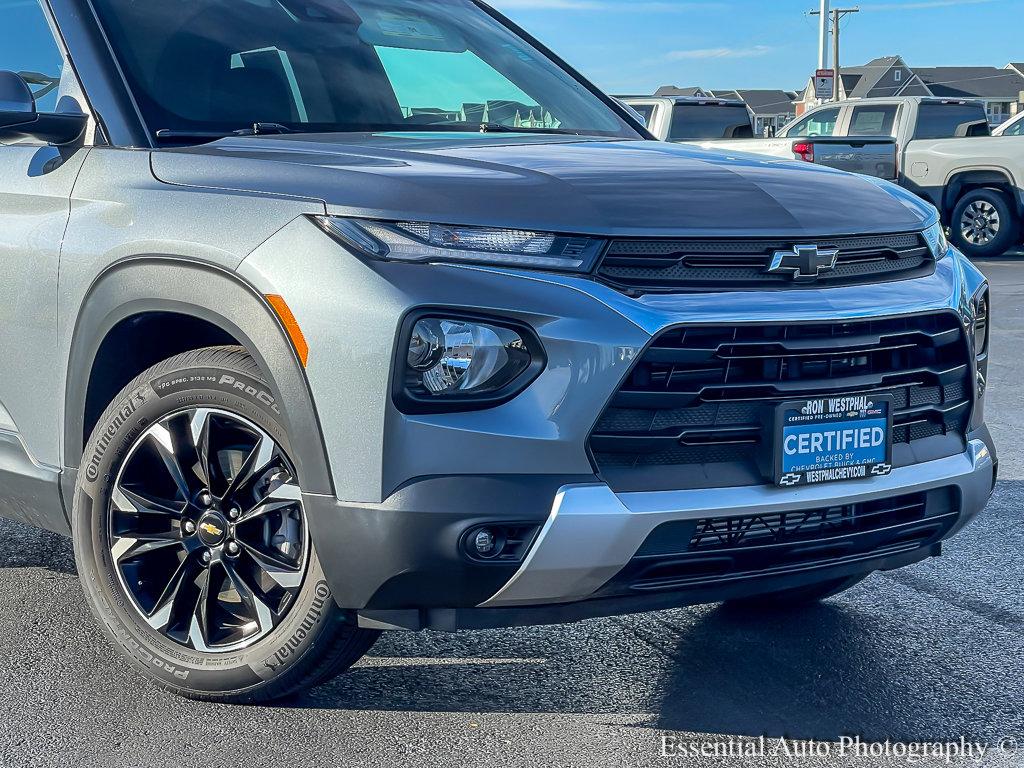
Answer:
1002, 120, 1023, 137
849, 105, 899, 136
669, 105, 753, 140
631, 104, 656, 125
0, 0, 65, 112
914, 104, 991, 139
787, 107, 840, 137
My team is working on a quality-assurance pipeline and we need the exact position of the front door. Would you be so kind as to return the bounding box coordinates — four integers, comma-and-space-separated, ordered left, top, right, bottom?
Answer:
0, 0, 89, 530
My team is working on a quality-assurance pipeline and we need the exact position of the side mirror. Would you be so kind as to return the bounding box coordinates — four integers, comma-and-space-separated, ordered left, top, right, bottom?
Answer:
0, 70, 87, 146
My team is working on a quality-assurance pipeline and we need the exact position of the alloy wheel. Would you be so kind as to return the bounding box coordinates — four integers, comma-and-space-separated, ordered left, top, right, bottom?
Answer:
108, 408, 308, 653
960, 200, 1001, 246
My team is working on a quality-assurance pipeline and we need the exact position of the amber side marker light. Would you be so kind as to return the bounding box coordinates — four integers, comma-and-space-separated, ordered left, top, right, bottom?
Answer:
265, 294, 309, 367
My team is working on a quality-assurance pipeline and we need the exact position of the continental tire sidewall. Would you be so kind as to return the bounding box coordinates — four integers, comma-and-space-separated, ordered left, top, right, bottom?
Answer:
73, 355, 340, 697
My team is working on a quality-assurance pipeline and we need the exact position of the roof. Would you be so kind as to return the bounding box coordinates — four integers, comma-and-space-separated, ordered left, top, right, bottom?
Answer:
653, 86, 711, 98
822, 96, 983, 106
726, 89, 798, 115
840, 71, 864, 94
847, 56, 905, 98
914, 66, 1024, 99
795, 57, 1024, 104
618, 94, 745, 107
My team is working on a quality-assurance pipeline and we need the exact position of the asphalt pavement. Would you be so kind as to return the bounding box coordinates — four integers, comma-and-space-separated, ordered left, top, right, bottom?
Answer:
2, 260, 1024, 768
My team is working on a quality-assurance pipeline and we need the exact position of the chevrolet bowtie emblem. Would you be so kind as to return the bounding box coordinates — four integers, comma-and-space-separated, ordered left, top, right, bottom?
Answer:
767, 244, 840, 280
199, 521, 224, 537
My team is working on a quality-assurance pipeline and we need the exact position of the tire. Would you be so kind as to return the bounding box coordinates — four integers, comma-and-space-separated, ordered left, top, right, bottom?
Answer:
73, 346, 379, 703
724, 575, 867, 612
949, 188, 1020, 259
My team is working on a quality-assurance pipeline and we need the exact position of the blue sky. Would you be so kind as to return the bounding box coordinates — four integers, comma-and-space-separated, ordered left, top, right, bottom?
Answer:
487, 0, 1022, 93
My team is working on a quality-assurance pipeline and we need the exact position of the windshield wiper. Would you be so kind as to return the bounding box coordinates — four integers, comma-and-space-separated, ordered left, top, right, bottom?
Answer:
155, 129, 231, 142
478, 123, 582, 135
235, 122, 294, 136
155, 123, 295, 142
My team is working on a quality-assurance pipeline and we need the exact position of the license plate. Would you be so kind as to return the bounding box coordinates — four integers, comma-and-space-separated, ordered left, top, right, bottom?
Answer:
775, 395, 893, 487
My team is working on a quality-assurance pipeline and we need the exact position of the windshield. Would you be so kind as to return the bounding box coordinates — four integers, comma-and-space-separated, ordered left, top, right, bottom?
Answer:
668, 104, 753, 140
88, 0, 640, 141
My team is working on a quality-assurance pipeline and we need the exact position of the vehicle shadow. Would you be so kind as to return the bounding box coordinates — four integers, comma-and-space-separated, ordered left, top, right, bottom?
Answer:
3, 483, 1022, 746
295, 481, 1024, 744
297, 591, 1023, 744
0, 516, 76, 574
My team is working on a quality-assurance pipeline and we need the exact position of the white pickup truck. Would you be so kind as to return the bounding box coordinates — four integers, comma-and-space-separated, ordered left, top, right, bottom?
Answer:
624, 95, 1024, 258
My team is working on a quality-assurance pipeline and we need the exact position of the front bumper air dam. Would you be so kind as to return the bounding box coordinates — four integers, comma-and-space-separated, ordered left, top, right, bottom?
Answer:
347, 439, 993, 631
482, 439, 993, 608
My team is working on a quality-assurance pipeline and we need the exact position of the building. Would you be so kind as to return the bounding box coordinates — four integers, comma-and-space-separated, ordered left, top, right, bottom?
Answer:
711, 89, 799, 136
915, 66, 1024, 126
794, 56, 929, 115
794, 56, 1024, 127
654, 86, 713, 98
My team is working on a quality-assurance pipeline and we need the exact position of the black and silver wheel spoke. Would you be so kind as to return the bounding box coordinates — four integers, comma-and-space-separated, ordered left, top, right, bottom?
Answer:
187, 567, 220, 653
238, 540, 304, 589
189, 408, 216, 491
221, 432, 278, 503
222, 558, 276, 636
147, 421, 195, 502
109, 407, 308, 654
146, 553, 199, 631
110, 533, 182, 563
112, 485, 186, 518
236, 477, 302, 524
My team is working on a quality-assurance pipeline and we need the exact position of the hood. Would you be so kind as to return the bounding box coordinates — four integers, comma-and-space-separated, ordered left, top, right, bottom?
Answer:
150, 133, 933, 238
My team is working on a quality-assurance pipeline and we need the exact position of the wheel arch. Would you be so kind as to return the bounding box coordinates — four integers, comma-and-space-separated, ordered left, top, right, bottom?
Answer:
942, 168, 1022, 219
64, 256, 334, 496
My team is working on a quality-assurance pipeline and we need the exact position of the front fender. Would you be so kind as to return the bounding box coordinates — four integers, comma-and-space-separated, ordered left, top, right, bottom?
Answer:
63, 256, 334, 496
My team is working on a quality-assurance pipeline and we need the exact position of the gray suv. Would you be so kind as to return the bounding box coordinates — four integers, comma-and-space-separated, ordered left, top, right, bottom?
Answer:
0, 0, 995, 703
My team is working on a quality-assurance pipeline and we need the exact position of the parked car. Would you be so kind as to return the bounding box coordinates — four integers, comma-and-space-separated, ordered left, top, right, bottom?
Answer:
617, 95, 755, 140
993, 111, 1024, 136
683, 97, 1024, 258
0, 0, 994, 704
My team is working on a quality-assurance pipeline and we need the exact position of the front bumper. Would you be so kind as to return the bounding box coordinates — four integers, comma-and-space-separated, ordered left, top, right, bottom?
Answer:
481, 438, 994, 608
304, 434, 994, 631
240, 221, 995, 630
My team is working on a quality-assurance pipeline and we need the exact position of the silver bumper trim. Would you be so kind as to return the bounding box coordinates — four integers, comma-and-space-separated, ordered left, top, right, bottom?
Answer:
480, 440, 994, 607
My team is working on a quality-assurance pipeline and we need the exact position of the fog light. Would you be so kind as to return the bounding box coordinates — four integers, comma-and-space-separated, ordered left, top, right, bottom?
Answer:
461, 523, 541, 563
473, 528, 497, 557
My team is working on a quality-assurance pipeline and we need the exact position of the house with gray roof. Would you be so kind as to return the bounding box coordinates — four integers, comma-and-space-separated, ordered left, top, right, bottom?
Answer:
653, 86, 712, 98
914, 66, 1024, 125
794, 56, 1024, 127
795, 56, 930, 114
709, 89, 799, 136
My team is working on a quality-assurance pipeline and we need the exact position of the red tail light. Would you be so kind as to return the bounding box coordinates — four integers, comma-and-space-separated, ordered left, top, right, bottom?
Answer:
792, 141, 814, 163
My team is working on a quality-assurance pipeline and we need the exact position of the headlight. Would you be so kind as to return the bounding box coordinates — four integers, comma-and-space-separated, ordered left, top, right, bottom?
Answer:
923, 220, 950, 260
397, 315, 543, 413
314, 216, 605, 272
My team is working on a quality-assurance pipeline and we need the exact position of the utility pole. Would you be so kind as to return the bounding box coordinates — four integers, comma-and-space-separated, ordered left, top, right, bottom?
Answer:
831, 7, 859, 102
810, 5, 859, 102
817, 0, 830, 71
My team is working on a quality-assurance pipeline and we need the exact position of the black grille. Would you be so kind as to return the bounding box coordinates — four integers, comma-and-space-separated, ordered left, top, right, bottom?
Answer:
597, 232, 933, 294
595, 488, 958, 596
591, 313, 973, 492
